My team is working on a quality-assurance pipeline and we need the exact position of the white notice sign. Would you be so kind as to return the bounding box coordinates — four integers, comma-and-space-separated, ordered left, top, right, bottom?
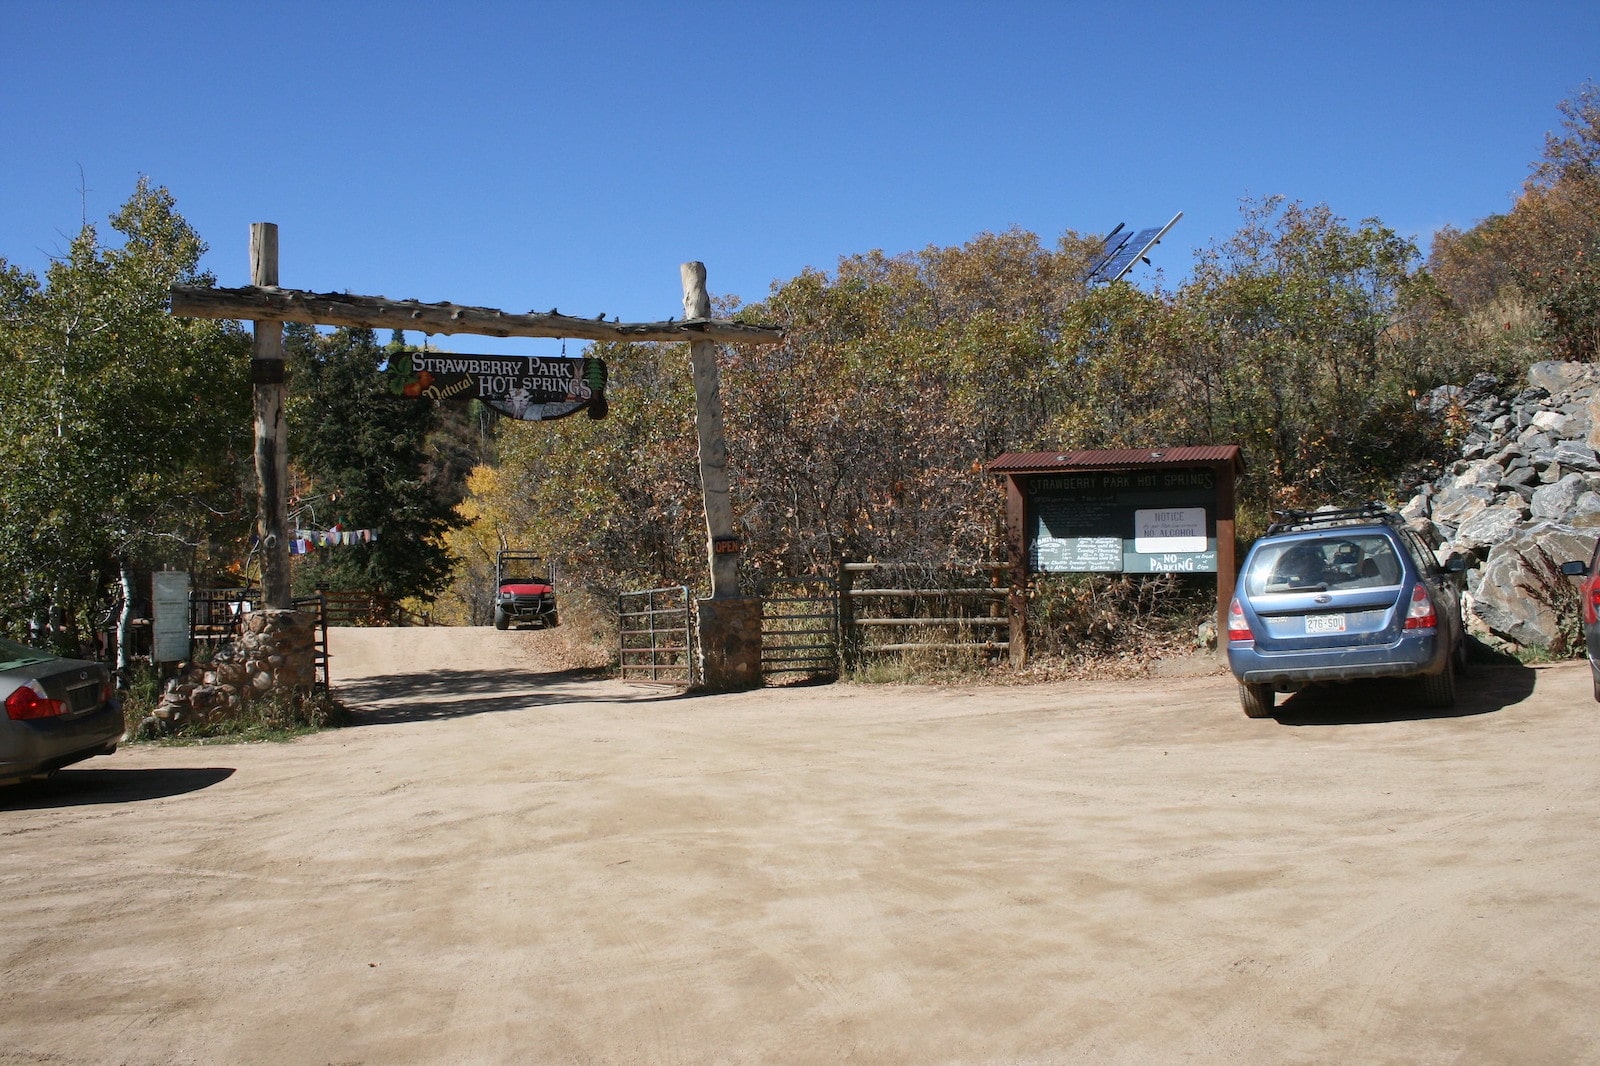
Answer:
1134, 507, 1207, 554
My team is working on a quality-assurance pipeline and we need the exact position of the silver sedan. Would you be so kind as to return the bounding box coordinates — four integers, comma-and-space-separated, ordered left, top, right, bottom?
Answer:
1, 636, 123, 787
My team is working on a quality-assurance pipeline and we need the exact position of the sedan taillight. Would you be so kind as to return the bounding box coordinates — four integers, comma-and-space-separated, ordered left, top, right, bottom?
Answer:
1227, 597, 1253, 642
1585, 572, 1600, 627
1404, 583, 1437, 630
6, 680, 67, 720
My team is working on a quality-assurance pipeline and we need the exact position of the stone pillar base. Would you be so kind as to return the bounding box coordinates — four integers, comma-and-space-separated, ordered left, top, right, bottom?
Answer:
695, 597, 762, 692
150, 608, 318, 729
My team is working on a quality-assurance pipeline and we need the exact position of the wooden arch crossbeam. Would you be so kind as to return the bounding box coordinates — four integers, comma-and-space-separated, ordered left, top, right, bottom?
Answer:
168, 284, 785, 346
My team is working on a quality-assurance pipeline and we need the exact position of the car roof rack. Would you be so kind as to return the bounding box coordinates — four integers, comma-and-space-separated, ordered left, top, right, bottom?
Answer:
1266, 501, 1401, 535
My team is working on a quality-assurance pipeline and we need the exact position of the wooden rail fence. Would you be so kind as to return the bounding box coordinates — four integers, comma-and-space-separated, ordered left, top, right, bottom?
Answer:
838, 561, 1011, 667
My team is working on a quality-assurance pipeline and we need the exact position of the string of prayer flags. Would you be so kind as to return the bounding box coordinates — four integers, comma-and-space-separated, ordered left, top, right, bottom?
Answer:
289, 528, 379, 554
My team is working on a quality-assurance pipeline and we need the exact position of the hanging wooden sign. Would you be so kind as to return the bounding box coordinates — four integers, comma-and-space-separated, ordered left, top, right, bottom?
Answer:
385, 352, 608, 420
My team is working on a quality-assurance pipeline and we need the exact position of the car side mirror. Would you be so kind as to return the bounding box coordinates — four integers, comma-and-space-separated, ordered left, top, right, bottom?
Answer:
1443, 552, 1467, 574
1560, 560, 1590, 577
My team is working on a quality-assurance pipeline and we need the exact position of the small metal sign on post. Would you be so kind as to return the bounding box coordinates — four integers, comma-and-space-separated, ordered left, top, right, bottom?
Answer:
151, 571, 191, 664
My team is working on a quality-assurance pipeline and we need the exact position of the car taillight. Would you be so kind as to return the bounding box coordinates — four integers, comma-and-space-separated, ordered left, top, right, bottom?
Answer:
6, 680, 67, 720
1404, 583, 1437, 630
1585, 573, 1600, 627
1227, 597, 1253, 642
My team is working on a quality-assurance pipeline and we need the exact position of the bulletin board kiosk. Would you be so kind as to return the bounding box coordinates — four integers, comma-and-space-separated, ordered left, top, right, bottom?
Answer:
987, 446, 1244, 667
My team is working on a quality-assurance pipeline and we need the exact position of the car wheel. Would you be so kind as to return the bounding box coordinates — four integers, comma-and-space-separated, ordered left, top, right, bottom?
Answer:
547, 613, 559, 628
1419, 658, 1457, 709
1240, 682, 1275, 718
493, 608, 510, 631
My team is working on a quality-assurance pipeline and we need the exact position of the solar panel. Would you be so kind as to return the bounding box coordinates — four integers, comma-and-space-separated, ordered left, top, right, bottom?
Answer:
1082, 223, 1131, 282
1085, 212, 1183, 284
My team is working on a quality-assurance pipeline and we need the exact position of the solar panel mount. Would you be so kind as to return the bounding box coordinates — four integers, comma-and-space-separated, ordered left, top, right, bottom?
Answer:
1084, 212, 1183, 285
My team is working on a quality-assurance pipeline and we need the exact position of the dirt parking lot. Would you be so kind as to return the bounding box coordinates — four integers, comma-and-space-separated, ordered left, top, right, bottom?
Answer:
3, 627, 1598, 1065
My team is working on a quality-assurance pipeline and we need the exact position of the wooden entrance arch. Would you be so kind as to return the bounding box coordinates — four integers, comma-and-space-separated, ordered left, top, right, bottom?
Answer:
171, 223, 784, 689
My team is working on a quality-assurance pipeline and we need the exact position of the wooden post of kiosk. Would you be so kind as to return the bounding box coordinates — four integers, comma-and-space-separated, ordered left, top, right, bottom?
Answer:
1005, 473, 1029, 667
250, 223, 291, 610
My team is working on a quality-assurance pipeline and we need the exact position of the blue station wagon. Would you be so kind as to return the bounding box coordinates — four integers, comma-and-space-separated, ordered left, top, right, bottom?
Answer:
1227, 504, 1467, 718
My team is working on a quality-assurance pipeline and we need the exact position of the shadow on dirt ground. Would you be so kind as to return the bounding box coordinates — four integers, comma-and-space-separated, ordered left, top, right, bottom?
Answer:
335, 666, 691, 725
1271, 662, 1539, 725
0, 766, 236, 810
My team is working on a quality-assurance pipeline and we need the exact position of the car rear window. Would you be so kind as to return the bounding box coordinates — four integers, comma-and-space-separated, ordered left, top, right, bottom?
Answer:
1245, 533, 1403, 595
0, 635, 56, 671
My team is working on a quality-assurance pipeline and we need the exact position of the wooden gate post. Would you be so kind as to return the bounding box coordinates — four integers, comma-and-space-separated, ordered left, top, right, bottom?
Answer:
680, 261, 741, 599
681, 262, 760, 691
250, 223, 291, 609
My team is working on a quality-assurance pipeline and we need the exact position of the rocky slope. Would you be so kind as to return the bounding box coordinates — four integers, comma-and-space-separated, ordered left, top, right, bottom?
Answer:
1402, 361, 1600, 652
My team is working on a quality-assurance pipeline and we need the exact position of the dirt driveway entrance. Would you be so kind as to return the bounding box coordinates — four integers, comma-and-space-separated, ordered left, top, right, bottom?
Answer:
4, 628, 1598, 1064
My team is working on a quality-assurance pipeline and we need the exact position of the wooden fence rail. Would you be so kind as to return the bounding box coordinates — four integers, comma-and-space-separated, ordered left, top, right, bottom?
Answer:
837, 561, 1011, 665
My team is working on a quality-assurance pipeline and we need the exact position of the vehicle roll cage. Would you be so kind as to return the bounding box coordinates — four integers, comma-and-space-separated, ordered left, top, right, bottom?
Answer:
1266, 502, 1405, 535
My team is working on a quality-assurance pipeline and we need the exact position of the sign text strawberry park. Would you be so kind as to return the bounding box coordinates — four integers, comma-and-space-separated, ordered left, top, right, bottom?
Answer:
385, 351, 609, 421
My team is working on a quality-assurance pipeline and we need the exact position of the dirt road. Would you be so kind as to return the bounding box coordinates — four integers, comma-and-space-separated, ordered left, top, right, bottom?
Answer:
4, 627, 1598, 1064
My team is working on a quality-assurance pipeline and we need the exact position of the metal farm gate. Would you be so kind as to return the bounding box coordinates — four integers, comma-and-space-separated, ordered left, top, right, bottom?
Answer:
760, 580, 838, 682
618, 585, 696, 685
188, 587, 330, 689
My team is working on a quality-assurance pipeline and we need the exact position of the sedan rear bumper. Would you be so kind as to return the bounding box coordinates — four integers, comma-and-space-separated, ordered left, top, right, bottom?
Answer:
1, 706, 123, 785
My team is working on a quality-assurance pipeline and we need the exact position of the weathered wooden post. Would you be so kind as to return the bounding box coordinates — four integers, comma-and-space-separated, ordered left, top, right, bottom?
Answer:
836, 557, 857, 672
681, 262, 761, 690
1005, 474, 1030, 668
250, 223, 292, 609
681, 262, 740, 599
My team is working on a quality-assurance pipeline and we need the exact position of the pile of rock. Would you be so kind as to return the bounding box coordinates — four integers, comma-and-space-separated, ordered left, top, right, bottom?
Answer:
144, 608, 318, 732
1402, 361, 1600, 652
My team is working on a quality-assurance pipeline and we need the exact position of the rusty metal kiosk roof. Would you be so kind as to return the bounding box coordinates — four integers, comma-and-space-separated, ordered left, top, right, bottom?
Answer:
987, 446, 1244, 475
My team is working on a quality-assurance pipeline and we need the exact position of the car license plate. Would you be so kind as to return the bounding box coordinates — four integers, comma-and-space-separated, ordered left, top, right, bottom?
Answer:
1305, 613, 1347, 634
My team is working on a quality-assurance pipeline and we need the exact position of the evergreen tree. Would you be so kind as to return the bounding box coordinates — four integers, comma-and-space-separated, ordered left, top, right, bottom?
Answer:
284, 326, 462, 605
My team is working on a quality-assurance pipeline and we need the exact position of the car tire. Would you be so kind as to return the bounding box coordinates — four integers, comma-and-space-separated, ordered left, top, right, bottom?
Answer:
1240, 682, 1275, 718
1419, 659, 1457, 709
493, 608, 510, 631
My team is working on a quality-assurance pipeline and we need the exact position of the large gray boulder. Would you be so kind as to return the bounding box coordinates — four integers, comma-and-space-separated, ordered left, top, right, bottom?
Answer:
1453, 503, 1528, 553
1528, 360, 1598, 397
1531, 474, 1591, 521
1402, 361, 1600, 653
1468, 522, 1593, 653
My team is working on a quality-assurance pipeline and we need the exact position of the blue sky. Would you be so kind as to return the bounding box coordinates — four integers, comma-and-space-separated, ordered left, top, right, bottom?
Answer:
3, 1, 1596, 356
